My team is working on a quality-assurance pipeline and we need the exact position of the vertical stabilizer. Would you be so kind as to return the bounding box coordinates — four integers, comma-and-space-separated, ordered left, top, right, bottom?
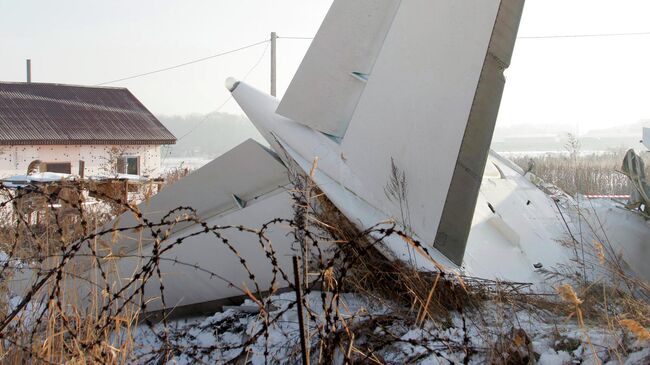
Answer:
339, 0, 524, 265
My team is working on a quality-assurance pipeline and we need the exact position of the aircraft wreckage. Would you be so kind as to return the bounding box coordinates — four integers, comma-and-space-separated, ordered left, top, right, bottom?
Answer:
27, 0, 647, 314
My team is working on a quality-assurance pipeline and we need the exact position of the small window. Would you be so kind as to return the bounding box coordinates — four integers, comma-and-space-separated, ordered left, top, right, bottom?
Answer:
44, 162, 71, 174
117, 156, 140, 175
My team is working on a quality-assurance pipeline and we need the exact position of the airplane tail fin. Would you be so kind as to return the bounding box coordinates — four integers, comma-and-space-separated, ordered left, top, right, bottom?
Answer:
279, 0, 525, 265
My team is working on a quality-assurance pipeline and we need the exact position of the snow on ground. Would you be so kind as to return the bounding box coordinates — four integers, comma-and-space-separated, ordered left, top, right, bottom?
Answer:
130, 292, 650, 365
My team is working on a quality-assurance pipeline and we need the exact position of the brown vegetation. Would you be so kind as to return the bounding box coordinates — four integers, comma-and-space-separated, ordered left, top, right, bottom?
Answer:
510, 150, 648, 196
0, 161, 647, 364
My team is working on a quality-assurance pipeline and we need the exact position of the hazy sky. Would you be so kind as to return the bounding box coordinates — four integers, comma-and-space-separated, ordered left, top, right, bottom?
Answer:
1, 0, 649, 133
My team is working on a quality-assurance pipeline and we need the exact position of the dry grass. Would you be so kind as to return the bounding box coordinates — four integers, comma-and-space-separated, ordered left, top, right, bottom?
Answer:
510, 150, 650, 196
160, 163, 191, 187
309, 170, 650, 363
0, 181, 150, 364
0, 160, 648, 364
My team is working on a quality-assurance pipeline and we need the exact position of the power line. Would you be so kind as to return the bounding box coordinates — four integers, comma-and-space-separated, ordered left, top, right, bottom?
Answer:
178, 43, 269, 141
279, 31, 650, 41
242, 41, 271, 81
518, 31, 650, 39
159, 94, 231, 167
176, 41, 270, 142
161, 40, 271, 166
97, 30, 650, 88
96, 39, 269, 86
278, 36, 315, 40
174, 97, 233, 142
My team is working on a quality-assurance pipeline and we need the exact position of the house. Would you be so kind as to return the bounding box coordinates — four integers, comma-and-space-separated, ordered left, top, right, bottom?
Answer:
0, 82, 176, 178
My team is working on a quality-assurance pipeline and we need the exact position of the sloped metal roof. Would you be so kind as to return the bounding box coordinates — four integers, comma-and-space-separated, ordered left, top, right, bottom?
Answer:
0, 82, 176, 145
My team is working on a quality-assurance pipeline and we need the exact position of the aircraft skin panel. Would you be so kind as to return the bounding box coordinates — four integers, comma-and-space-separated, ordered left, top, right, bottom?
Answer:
65, 139, 297, 312
463, 153, 574, 287
70, 188, 296, 313
139, 139, 289, 224
74, 139, 290, 273
582, 200, 650, 281
436, 0, 525, 265
276, 0, 401, 137
434, 57, 508, 264
486, 0, 524, 68
340, 0, 505, 260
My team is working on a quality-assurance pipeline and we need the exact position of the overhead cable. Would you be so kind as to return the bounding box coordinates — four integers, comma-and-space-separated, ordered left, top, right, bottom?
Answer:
518, 31, 650, 39
96, 39, 269, 86
280, 31, 650, 41
174, 41, 270, 142
161, 40, 271, 165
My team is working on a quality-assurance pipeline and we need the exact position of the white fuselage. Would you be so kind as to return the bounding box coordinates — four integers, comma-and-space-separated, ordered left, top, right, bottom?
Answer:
229, 79, 458, 271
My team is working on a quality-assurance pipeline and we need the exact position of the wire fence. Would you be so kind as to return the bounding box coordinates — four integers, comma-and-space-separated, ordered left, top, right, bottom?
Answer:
0, 167, 647, 364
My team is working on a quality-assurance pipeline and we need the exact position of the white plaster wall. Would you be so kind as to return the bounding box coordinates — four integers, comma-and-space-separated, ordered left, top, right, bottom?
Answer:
0, 144, 162, 178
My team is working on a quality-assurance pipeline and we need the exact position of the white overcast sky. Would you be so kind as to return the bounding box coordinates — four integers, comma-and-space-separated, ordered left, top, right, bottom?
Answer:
1, 0, 649, 133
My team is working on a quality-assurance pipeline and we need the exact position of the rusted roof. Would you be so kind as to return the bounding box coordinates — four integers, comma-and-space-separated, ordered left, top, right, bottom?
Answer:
0, 82, 176, 145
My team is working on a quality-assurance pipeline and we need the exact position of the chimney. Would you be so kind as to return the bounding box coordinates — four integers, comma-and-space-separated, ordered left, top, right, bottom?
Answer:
26, 59, 32, 83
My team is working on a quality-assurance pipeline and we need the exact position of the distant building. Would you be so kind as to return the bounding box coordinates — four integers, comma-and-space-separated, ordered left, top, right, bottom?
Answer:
0, 82, 176, 178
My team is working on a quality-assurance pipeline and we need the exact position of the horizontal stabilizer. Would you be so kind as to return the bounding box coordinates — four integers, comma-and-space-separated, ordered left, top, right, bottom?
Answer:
84, 139, 290, 267
139, 139, 287, 225
69, 139, 295, 311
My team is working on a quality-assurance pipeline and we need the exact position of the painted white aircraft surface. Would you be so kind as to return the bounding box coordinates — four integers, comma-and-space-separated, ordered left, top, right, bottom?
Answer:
41, 0, 647, 314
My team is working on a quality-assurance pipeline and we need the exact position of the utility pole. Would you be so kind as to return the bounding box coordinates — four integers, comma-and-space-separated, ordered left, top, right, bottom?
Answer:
270, 32, 277, 97
26, 59, 32, 83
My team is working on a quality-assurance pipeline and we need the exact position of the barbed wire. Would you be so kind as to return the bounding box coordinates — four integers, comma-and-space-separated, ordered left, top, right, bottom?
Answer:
95, 39, 270, 86
0, 167, 644, 364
